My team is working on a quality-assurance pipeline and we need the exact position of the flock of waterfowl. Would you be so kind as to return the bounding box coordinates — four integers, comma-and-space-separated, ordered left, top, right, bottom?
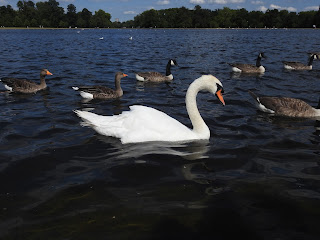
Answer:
1, 52, 319, 144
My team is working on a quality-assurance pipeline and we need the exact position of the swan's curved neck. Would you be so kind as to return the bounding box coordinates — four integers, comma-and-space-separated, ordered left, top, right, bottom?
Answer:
185, 79, 210, 137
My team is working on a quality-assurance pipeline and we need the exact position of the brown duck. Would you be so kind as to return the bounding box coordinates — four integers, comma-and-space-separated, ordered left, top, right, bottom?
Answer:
1, 69, 53, 94
72, 72, 128, 100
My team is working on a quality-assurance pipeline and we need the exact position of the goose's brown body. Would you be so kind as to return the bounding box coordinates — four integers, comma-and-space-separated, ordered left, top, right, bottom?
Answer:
249, 91, 320, 118
73, 72, 127, 100
1, 69, 53, 93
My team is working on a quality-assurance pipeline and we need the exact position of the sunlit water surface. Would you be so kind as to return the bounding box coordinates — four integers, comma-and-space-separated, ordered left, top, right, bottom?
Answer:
0, 29, 320, 239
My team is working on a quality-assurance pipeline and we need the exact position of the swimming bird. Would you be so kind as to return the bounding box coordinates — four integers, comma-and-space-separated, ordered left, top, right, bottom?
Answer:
72, 72, 128, 100
229, 52, 266, 73
0, 69, 53, 94
135, 59, 178, 82
283, 53, 317, 70
74, 74, 225, 144
249, 91, 320, 118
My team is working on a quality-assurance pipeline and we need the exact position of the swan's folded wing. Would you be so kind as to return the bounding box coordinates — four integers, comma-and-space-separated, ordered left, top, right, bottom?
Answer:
120, 105, 194, 143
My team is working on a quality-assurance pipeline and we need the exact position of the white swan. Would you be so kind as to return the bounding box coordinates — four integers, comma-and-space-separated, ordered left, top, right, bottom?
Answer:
74, 75, 225, 144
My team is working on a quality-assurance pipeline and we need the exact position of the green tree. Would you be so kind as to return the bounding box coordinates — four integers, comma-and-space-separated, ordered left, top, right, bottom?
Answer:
17, 0, 37, 27
66, 4, 77, 27
248, 11, 264, 28
91, 9, 111, 28
0, 5, 16, 27
175, 7, 192, 28
78, 8, 92, 28
36, 0, 64, 27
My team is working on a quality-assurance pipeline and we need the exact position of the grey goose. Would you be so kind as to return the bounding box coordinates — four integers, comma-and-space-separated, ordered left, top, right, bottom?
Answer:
0, 69, 53, 94
72, 72, 128, 100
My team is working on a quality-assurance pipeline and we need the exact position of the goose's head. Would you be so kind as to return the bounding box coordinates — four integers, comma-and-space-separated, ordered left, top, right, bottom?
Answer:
308, 52, 320, 59
170, 59, 178, 66
199, 75, 225, 106
258, 52, 266, 59
310, 53, 318, 60
41, 69, 53, 76
115, 72, 128, 80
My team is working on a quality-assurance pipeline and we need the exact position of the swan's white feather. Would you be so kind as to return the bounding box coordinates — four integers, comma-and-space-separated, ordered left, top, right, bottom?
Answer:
74, 74, 224, 144
75, 105, 197, 144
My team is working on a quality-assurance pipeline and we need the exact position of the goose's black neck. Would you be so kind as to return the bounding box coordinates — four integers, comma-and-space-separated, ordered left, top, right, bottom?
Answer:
308, 55, 315, 66
316, 97, 320, 109
256, 55, 262, 67
165, 60, 172, 76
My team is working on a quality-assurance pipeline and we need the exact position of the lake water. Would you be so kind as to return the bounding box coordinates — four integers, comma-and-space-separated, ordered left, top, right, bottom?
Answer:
0, 28, 320, 239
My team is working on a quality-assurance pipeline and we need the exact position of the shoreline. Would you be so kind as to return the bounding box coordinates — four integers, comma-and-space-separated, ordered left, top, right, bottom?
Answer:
0, 27, 318, 30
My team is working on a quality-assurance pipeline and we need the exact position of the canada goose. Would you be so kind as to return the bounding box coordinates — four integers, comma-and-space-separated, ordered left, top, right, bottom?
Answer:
135, 59, 178, 82
72, 72, 128, 100
229, 52, 266, 73
74, 74, 225, 144
249, 90, 320, 118
283, 54, 317, 70
308, 52, 320, 59
0, 69, 53, 94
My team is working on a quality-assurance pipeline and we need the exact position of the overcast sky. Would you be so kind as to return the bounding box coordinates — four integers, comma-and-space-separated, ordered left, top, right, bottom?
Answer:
1, 0, 320, 22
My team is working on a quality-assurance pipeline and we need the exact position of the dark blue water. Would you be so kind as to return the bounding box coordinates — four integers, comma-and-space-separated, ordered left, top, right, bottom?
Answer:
0, 28, 320, 239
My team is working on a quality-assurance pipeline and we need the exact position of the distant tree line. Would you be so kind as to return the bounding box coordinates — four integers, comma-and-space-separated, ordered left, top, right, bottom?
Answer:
133, 5, 320, 28
1, 1, 320, 28
0, 0, 113, 28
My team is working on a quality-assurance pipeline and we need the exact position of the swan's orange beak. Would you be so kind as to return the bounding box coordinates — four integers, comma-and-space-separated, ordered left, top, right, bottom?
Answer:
216, 89, 225, 106
46, 70, 53, 75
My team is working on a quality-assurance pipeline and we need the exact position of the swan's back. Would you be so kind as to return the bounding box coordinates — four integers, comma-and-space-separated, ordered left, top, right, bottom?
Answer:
75, 105, 196, 143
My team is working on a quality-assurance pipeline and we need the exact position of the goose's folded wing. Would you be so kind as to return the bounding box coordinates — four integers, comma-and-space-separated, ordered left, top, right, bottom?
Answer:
77, 86, 113, 94
136, 72, 165, 81
1, 78, 36, 89
260, 97, 314, 116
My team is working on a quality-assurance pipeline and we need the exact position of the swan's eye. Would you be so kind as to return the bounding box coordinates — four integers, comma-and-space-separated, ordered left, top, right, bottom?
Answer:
217, 84, 224, 93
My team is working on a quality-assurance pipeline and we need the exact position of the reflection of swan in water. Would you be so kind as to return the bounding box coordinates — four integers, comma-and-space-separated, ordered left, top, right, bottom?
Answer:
96, 135, 210, 160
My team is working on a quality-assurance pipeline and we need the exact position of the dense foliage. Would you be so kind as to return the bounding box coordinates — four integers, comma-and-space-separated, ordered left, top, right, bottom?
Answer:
0, 0, 112, 28
133, 5, 320, 28
1, 1, 320, 28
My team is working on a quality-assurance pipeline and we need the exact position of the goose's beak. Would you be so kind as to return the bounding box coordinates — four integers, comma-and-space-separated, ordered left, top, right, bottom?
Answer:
216, 89, 225, 106
123, 73, 128, 77
46, 70, 53, 75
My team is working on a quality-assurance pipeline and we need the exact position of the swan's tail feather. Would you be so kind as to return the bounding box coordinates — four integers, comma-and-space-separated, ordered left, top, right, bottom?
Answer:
74, 110, 103, 128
